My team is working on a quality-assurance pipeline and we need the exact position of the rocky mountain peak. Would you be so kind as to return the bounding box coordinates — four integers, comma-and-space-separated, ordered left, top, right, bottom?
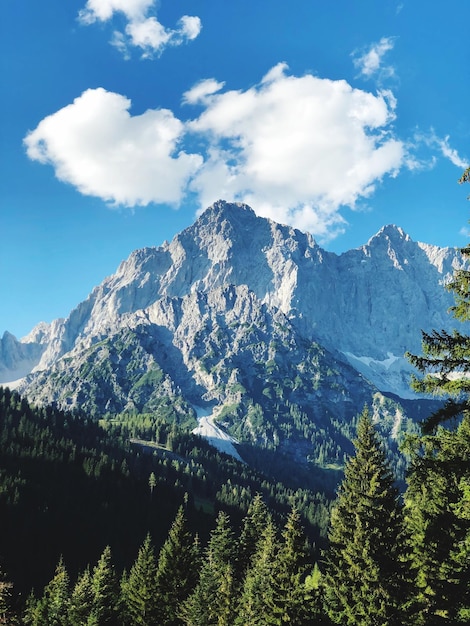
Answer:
0, 201, 465, 403
365, 224, 411, 252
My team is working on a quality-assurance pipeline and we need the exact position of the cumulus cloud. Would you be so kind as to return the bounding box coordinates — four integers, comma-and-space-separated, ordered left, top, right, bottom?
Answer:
352, 37, 397, 80
24, 88, 202, 206
187, 63, 405, 236
78, 0, 201, 58
24, 65, 410, 241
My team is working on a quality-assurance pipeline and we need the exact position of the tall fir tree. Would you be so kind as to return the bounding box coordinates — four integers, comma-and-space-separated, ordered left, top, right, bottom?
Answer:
121, 534, 158, 626
155, 505, 200, 625
323, 407, 404, 626
267, 507, 312, 625
89, 545, 119, 625
403, 412, 470, 623
235, 493, 271, 584
404, 167, 470, 623
407, 166, 470, 432
180, 511, 236, 626
67, 567, 94, 625
235, 517, 279, 625
24, 557, 70, 626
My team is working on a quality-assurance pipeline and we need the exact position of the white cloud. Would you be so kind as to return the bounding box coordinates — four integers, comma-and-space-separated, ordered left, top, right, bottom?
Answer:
352, 37, 397, 80
24, 65, 409, 242
178, 16, 202, 41
437, 135, 469, 169
187, 63, 405, 236
24, 88, 202, 207
78, 0, 201, 58
411, 129, 468, 171
182, 79, 226, 105
78, 0, 154, 23
125, 17, 172, 57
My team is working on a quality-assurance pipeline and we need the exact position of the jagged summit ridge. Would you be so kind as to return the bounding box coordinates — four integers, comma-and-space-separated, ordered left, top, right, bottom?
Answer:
0, 200, 464, 401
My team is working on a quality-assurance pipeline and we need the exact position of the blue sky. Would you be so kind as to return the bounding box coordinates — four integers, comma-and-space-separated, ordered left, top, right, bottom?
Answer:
1, 0, 469, 339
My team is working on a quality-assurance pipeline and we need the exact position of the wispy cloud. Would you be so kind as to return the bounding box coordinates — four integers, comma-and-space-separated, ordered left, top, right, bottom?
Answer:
24, 65, 409, 242
78, 0, 202, 59
352, 37, 397, 81
411, 129, 469, 171
436, 135, 469, 169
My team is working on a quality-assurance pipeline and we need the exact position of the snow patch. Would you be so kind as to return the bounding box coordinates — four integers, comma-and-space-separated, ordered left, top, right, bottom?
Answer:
192, 405, 245, 463
0, 377, 25, 390
344, 351, 400, 369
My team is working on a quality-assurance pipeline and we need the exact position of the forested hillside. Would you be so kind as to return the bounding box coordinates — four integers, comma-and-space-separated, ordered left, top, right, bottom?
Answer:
2, 399, 468, 624
0, 387, 331, 601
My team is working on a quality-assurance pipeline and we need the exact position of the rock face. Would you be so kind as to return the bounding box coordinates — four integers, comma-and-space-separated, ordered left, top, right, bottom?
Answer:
0, 201, 463, 451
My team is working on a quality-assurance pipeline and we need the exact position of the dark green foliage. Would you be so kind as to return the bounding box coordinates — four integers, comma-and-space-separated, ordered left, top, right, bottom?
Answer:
235, 492, 271, 582
90, 546, 119, 625
323, 407, 404, 626
67, 567, 94, 625
180, 511, 237, 626
266, 508, 312, 625
407, 169, 470, 432
404, 416, 470, 623
403, 169, 470, 622
23, 558, 70, 626
155, 506, 200, 625
121, 534, 158, 625
235, 518, 279, 625
0, 385, 333, 600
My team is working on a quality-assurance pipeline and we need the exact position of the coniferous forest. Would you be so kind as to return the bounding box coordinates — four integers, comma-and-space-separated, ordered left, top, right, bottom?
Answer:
0, 170, 469, 624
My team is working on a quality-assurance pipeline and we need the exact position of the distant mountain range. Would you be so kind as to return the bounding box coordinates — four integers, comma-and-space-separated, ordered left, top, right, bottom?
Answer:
0, 201, 463, 464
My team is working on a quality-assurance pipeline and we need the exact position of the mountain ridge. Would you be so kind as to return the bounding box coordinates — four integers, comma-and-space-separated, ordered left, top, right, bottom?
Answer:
1, 201, 463, 416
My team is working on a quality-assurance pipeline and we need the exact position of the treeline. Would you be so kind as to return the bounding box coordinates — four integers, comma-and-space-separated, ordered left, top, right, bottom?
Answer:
18, 499, 322, 625
2, 405, 469, 625
0, 386, 331, 597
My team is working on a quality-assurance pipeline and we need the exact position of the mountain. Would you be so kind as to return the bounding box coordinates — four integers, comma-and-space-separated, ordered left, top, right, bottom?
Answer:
0, 201, 462, 464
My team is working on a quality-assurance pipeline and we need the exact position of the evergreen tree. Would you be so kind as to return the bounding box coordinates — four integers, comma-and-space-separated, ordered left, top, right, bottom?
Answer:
121, 534, 158, 626
235, 493, 271, 583
68, 567, 94, 625
155, 505, 200, 625
235, 517, 279, 625
180, 511, 236, 626
89, 545, 119, 625
24, 557, 70, 626
323, 407, 404, 626
404, 168, 470, 623
267, 507, 312, 625
406, 166, 470, 432
0, 567, 15, 625
403, 415, 470, 623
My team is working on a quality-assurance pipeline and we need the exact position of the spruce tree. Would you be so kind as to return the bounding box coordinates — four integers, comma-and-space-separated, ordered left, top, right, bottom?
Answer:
180, 511, 236, 626
267, 507, 312, 625
24, 557, 70, 626
323, 407, 404, 626
121, 534, 158, 626
406, 166, 470, 432
403, 414, 470, 623
68, 567, 94, 625
155, 505, 200, 625
235, 517, 279, 625
89, 545, 119, 625
235, 493, 271, 583
404, 168, 470, 623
